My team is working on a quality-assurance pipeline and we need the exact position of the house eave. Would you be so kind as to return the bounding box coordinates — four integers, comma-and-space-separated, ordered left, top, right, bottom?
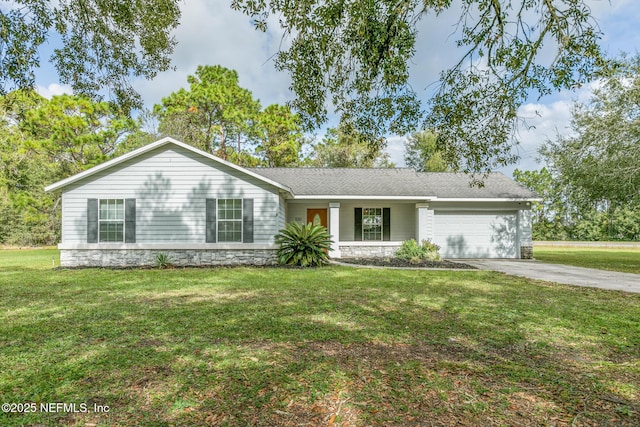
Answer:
433, 197, 542, 202
290, 195, 540, 202
292, 195, 435, 201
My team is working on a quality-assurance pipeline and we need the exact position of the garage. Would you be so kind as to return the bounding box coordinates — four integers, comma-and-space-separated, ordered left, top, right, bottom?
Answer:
433, 211, 519, 258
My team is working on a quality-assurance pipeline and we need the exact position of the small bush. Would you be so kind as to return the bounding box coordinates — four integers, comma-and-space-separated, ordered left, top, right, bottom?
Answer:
275, 222, 333, 267
396, 239, 441, 262
155, 252, 173, 269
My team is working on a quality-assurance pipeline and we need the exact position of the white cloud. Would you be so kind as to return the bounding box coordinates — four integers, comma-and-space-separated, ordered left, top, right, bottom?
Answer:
500, 79, 604, 176
510, 100, 574, 172
36, 83, 72, 99
384, 136, 408, 167
133, 0, 292, 109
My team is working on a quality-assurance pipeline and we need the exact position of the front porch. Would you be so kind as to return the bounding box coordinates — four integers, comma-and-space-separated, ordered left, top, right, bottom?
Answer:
285, 200, 431, 258
284, 199, 533, 259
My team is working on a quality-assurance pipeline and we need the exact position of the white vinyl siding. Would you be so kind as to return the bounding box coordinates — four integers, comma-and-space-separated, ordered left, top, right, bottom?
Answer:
61, 145, 281, 244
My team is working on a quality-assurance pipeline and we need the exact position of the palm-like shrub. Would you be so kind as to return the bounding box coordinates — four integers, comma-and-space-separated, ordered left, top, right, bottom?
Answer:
154, 252, 173, 269
275, 222, 334, 267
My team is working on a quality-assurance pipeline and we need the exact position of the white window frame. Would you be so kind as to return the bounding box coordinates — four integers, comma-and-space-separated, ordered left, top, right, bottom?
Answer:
98, 199, 125, 243
217, 198, 243, 243
362, 207, 383, 241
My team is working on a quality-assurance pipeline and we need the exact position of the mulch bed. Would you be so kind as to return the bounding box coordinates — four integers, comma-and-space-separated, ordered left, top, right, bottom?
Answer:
338, 257, 477, 269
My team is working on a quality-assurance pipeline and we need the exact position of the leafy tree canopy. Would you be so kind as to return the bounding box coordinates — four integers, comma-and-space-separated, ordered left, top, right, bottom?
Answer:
155, 65, 261, 162
232, 0, 604, 173
513, 167, 569, 240
0, 91, 135, 245
21, 94, 137, 175
514, 167, 640, 241
155, 65, 308, 167
404, 130, 449, 172
540, 54, 640, 208
255, 104, 305, 167
0, 0, 180, 112
311, 122, 393, 168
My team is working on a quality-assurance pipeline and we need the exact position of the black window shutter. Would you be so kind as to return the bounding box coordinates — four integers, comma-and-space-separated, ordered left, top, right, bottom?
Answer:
354, 208, 362, 241
206, 199, 217, 243
125, 199, 136, 243
243, 199, 254, 243
87, 199, 98, 243
383, 207, 391, 241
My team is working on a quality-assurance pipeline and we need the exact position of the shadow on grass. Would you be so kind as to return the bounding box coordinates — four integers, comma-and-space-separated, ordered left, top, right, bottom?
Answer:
1, 265, 639, 426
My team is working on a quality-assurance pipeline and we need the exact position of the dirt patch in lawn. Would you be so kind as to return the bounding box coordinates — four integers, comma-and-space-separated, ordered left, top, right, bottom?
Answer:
175, 340, 638, 426
272, 341, 640, 427
338, 257, 477, 269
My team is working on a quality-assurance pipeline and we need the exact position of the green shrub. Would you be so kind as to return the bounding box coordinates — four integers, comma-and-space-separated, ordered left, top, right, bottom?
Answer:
155, 252, 173, 269
396, 239, 441, 262
275, 222, 334, 267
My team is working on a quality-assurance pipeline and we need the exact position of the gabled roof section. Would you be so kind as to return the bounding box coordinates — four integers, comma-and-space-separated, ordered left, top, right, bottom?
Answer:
44, 137, 293, 194
249, 168, 540, 200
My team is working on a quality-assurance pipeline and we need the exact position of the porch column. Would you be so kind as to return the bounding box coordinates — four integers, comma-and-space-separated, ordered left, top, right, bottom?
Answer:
518, 207, 533, 259
415, 203, 433, 242
329, 202, 341, 258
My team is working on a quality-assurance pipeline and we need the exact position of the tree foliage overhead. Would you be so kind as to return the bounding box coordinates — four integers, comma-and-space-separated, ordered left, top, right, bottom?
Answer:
232, 0, 604, 173
0, 0, 180, 111
541, 54, 640, 208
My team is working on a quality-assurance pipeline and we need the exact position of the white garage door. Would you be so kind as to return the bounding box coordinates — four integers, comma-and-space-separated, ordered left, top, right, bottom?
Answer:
433, 211, 518, 258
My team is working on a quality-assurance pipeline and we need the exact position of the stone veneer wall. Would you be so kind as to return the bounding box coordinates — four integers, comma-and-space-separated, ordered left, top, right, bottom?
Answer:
520, 245, 533, 260
61, 249, 277, 267
339, 245, 401, 258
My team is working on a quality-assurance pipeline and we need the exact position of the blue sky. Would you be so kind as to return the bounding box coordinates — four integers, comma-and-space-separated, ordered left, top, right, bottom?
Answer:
35, 0, 640, 175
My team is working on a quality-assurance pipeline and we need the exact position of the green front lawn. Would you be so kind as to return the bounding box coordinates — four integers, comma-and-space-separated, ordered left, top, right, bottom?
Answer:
1, 249, 639, 426
534, 245, 640, 274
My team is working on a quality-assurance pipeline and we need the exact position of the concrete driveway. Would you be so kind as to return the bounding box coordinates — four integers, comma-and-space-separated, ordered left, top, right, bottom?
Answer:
462, 260, 640, 293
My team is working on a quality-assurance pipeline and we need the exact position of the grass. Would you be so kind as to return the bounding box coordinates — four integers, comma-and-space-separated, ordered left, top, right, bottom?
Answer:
534, 245, 640, 274
1, 249, 639, 426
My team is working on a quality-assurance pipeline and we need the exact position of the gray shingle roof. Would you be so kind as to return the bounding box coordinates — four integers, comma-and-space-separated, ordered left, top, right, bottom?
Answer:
420, 172, 539, 199
248, 168, 538, 199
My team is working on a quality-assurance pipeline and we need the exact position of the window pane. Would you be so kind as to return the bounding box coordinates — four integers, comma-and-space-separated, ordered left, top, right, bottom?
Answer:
218, 220, 242, 242
114, 200, 124, 220
100, 200, 108, 219
99, 221, 123, 242
363, 208, 382, 241
99, 199, 124, 242
216, 199, 242, 242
